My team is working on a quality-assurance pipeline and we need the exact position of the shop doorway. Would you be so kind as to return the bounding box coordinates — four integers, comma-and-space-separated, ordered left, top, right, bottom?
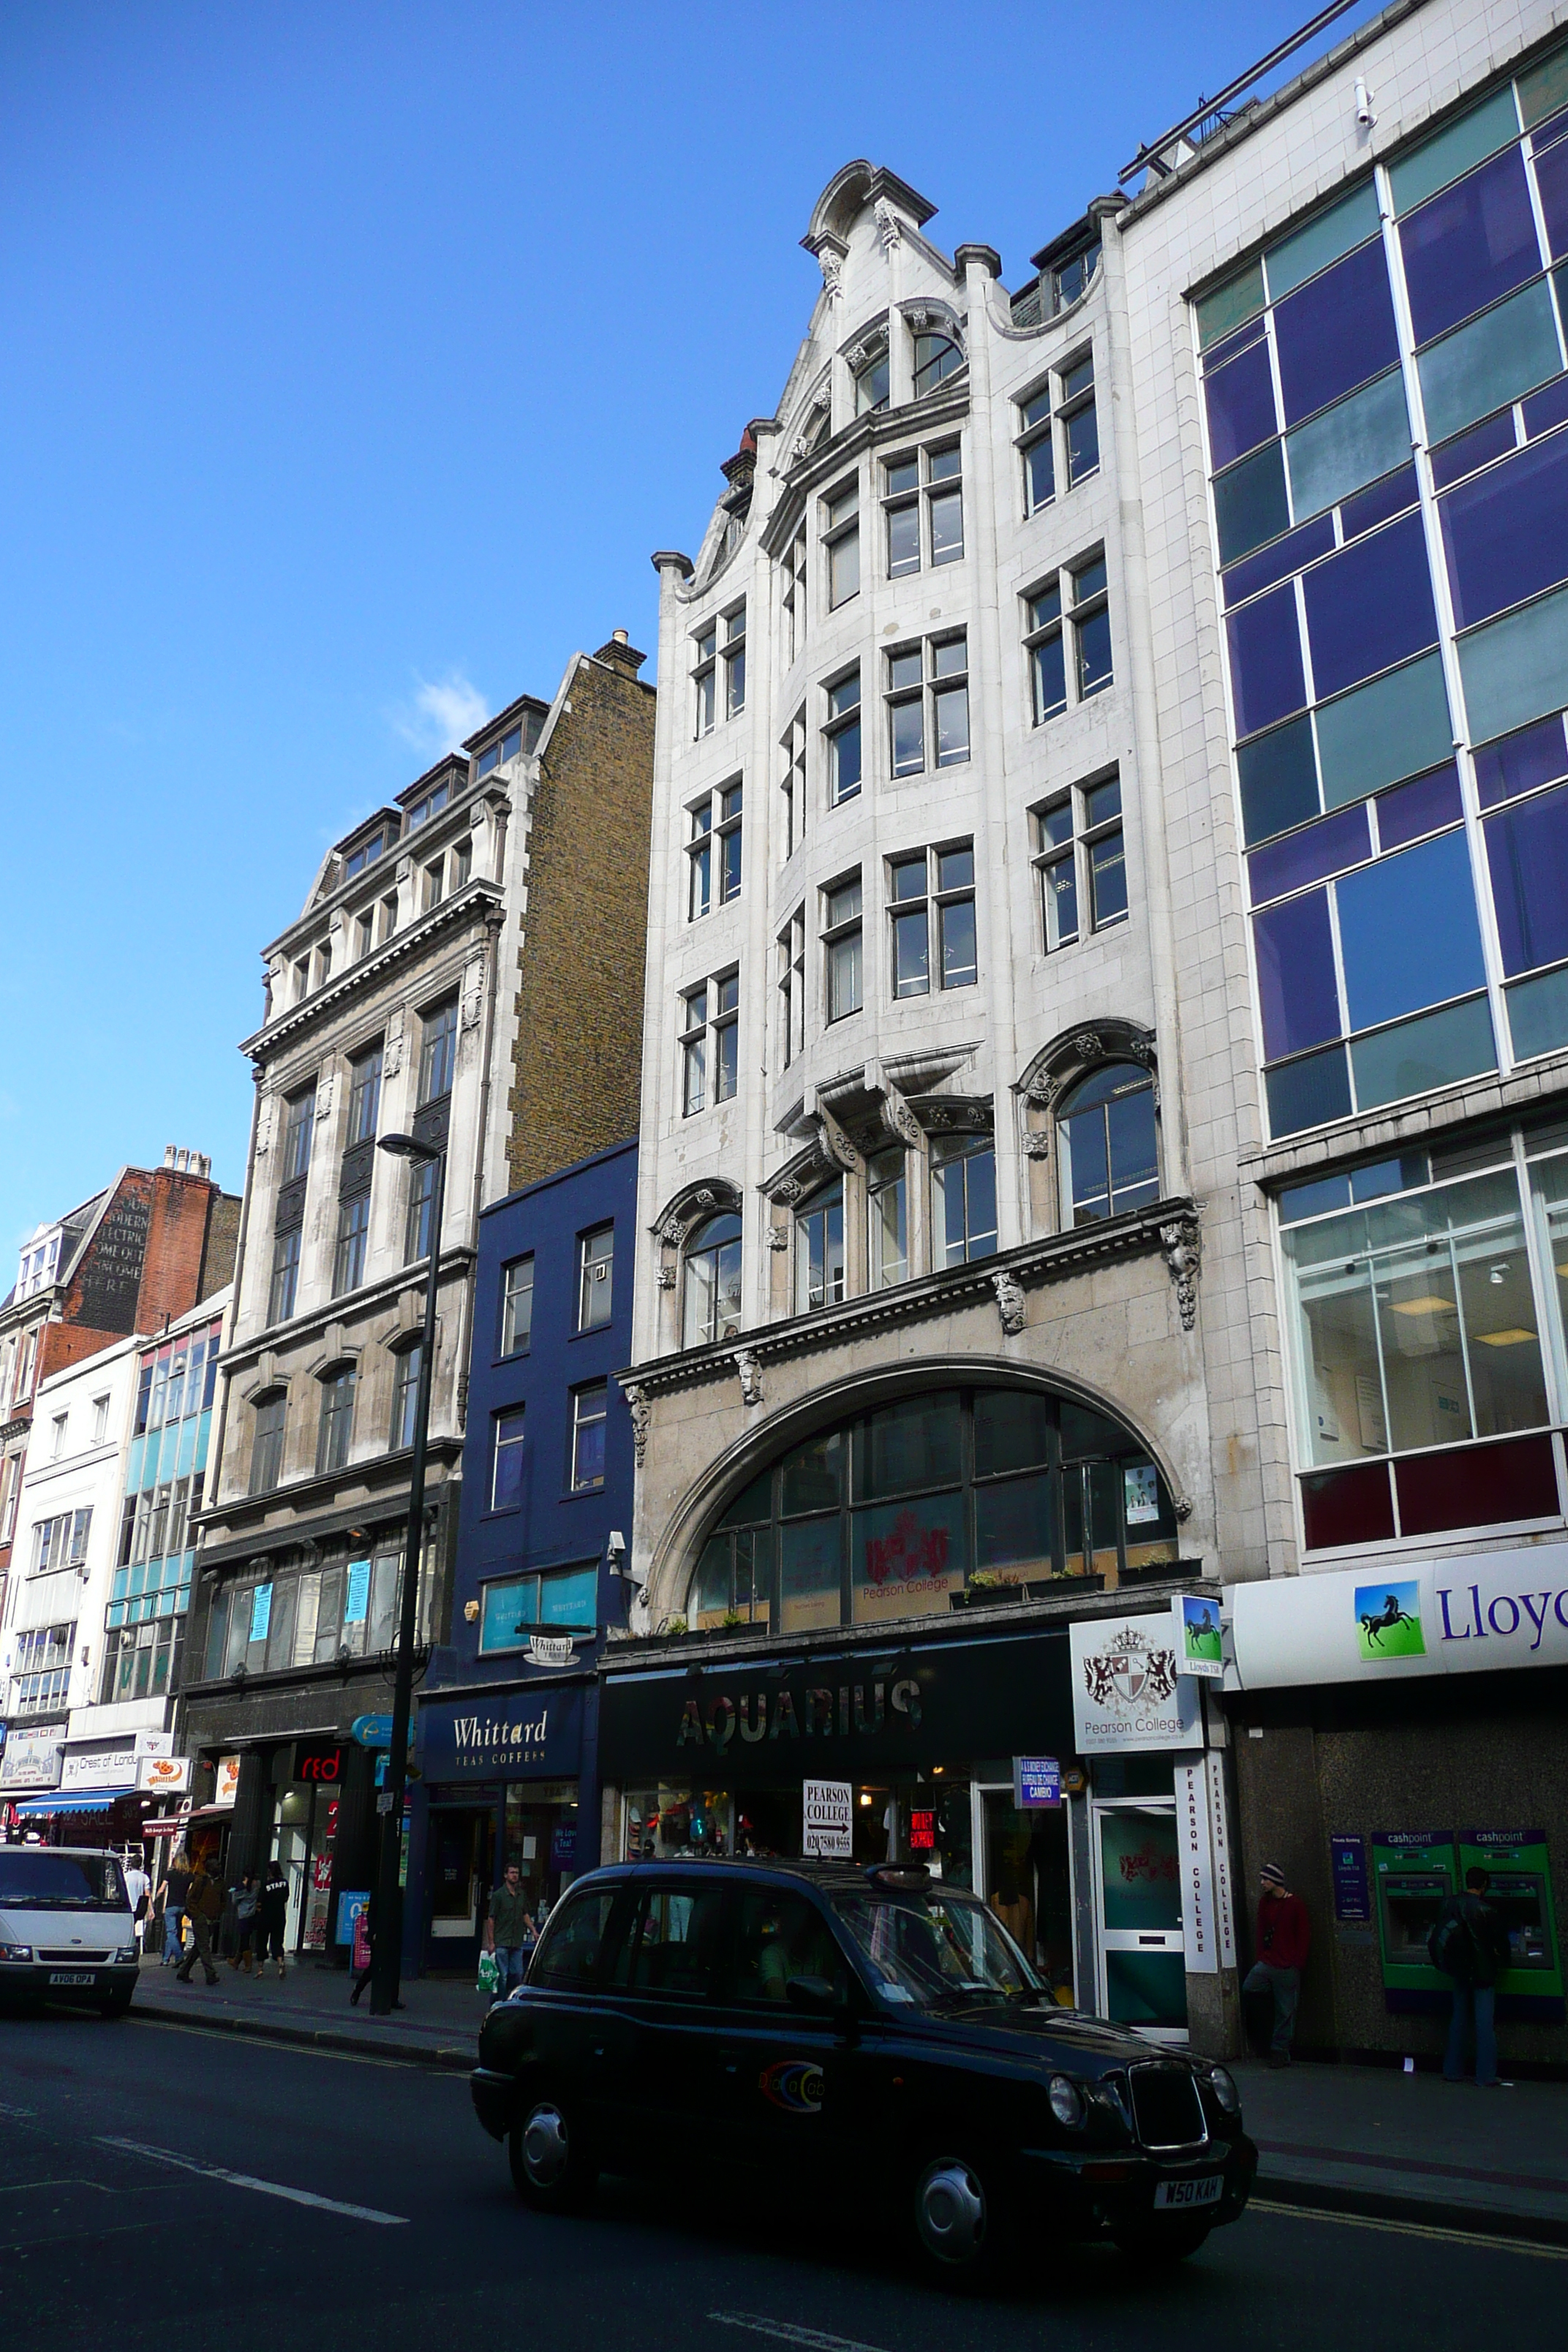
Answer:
427, 1806, 492, 1968
269, 1777, 340, 1956
1091, 1781, 1187, 2038
979, 1788, 1076, 2002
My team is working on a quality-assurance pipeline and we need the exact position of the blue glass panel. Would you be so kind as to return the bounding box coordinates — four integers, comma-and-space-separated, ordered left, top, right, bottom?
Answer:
1277, 1174, 1352, 1223
1302, 513, 1439, 700
1266, 182, 1382, 301
107, 1602, 125, 1630
1316, 652, 1453, 806
1273, 241, 1400, 427
1486, 779, 1568, 973
1213, 440, 1290, 565
1223, 515, 1334, 609
1473, 711, 1568, 805
1376, 761, 1463, 848
1350, 997, 1496, 1108
1226, 582, 1305, 738
1441, 429, 1568, 627
1522, 373, 1568, 436
176, 1414, 197, 1479
1390, 86, 1520, 214
1339, 461, 1420, 540
540, 1567, 598, 1626
1248, 804, 1370, 903
1237, 714, 1320, 844
1533, 100, 1568, 151
1400, 148, 1540, 343
125, 1435, 145, 1493
1507, 965, 1568, 1058
1266, 1046, 1353, 1137
1350, 1154, 1431, 1201
1205, 341, 1277, 468
1418, 279, 1561, 443
1534, 135, 1568, 262
1202, 315, 1267, 370
1430, 408, 1518, 489
1458, 579, 1568, 741
1286, 371, 1411, 519
1335, 829, 1487, 1030
1253, 889, 1341, 1059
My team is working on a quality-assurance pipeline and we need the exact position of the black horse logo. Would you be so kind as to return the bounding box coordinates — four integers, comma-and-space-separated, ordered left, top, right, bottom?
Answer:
1360, 1592, 1417, 1647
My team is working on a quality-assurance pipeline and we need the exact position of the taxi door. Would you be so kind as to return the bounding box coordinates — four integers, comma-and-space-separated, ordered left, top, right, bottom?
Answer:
712, 1888, 877, 2187
609, 1878, 734, 2165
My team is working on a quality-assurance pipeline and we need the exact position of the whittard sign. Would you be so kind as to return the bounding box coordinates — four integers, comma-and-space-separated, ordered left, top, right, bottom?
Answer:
1229, 1546, 1568, 1689
419, 1685, 584, 1783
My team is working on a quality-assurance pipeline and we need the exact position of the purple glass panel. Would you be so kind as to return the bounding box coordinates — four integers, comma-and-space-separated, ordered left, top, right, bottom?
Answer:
1534, 104, 1568, 156
1248, 804, 1371, 903
1474, 712, 1568, 806
1205, 340, 1277, 468
1222, 514, 1335, 609
1226, 582, 1306, 738
1430, 410, 1517, 490
1301, 513, 1439, 699
1376, 761, 1463, 848
1395, 1433, 1558, 1536
1534, 135, 1568, 263
1400, 148, 1541, 342
1339, 462, 1420, 540
1301, 1463, 1395, 1550
1253, 889, 1341, 1059
1523, 372, 1568, 437
1273, 241, 1400, 426
1485, 779, 1568, 973
1202, 315, 1269, 371
1441, 430, 1568, 628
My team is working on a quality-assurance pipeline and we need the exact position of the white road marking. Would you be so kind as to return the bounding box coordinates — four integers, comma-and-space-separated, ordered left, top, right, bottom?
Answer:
1249, 2198, 1568, 2261
0, 2103, 37, 2119
709, 2316, 891, 2352
1, 2179, 118, 2195
95, 2137, 407, 2225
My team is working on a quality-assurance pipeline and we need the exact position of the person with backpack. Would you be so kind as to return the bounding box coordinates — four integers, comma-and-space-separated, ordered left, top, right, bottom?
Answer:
1429, 1866, 1512, 2086
227, 1869, 260, 1973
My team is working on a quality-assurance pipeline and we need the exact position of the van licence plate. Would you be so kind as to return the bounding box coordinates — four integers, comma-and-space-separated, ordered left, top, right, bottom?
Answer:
1154, 2174, 1224, 2209
48, 1972, 96, 1987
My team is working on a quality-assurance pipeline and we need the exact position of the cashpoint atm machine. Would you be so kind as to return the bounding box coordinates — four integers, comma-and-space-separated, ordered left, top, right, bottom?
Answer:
1458, 1828, 1564, 2022
1371, 1829, 1458, 2013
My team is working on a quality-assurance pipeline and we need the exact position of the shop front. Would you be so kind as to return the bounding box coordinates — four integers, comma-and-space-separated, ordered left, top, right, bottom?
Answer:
415, 1678, 589, 1975
1226, 1550, 1568, 2071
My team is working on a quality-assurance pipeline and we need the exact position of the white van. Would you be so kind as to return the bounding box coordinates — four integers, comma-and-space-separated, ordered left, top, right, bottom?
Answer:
0, 1844, 140, 2017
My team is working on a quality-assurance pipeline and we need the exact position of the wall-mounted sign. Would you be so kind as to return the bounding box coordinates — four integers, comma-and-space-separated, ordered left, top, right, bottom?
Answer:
134, 1730, 174, 1760
1330, 1832, 1371, 1923
75, 1186, 152, 1334
1068, 1614, 1201, 1753
214, 1754, 241, 1808
350, 1714, 393, 1749
295, 1742, 344, 1784
61, 1744, 138, 1792
137, 1754, 190, 1794
0, 1726, 66, 1791
1229, 1548, 1568, 1689
1013, 1756, 1062, 1809
908, 1807, 937, 1852
802, 1779, 853, 1858
528, 1635, 576, 1670
1206, 1750, 1237, 1969
419, 1686, 584, 1784
344, 1560, 372, 1627
1171, 1594, 1225, 1680
1175, 1757, 1219, 1975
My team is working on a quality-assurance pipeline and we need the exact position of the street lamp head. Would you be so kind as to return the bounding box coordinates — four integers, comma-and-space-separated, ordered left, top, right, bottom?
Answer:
377, 1132, 431, 1161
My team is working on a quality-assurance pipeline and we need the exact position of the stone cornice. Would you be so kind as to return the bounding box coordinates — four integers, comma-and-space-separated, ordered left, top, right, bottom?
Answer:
191, 1443, 463, 1563
243, 881, 503, 1066
216, 1242, 475, 1376
620, 1194, 1199, 1401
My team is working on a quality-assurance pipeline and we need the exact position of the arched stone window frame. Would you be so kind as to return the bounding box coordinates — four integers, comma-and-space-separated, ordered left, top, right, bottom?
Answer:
1015, 1021, 1158, 1229
652, 1178, 744, 1347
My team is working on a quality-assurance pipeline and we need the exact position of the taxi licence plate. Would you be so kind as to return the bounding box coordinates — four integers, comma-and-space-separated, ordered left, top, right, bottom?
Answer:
48, 1972, 97, 1987
1153, 2174, 1224, 2209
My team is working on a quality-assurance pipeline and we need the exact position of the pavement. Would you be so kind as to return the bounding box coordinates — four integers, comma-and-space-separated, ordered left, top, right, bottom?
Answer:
129, 1958, 1568, 2243
6, 2010, 1566, 2352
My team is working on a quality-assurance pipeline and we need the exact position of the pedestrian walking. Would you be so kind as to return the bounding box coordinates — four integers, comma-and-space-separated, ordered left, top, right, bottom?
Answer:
1429, 1866, 1512, 2087
227, 1870, 260, 1973
483, 1863, 536, 1997
176, 1855, 223, 1985
122, 1854, 151, 1953
158, 1847, 192, 1965
256, 1857, 290, 1979
1243, 1862, 1311, 2066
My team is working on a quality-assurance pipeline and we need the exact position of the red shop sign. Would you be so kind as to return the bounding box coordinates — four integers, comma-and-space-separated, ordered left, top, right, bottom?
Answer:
296, 1741, 344, 1784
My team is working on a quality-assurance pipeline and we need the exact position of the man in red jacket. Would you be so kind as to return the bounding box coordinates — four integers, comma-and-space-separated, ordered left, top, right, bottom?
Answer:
1244, 1862, 1311, 2067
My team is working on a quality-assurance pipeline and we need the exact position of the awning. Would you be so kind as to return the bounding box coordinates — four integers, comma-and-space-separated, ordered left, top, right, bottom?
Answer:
10, 1787, 138, 1817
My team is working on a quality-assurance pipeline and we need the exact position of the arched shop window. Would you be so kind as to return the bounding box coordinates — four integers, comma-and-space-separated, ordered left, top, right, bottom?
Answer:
683, 1384, 1179, 1631
683, 1212, 742, 1347
1055, 1063, 1158, 1227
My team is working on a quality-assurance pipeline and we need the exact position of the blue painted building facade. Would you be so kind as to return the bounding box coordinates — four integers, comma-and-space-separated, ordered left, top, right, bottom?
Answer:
410, 1138, 637, 1972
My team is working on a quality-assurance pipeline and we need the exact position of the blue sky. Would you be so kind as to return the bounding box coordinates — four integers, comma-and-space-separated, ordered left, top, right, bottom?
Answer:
0, 0, 1380, 1254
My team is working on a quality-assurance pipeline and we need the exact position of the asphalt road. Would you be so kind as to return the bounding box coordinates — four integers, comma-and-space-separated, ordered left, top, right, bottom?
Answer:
1, 2005, 1561, 2352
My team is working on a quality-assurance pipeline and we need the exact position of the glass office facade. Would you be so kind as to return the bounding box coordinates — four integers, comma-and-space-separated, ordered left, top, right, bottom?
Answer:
102, 1316, 223, 1701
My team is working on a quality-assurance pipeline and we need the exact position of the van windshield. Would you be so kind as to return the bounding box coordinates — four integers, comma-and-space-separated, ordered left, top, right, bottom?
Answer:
0, 1852, 128, 1911
830, 1888, 1041, 2009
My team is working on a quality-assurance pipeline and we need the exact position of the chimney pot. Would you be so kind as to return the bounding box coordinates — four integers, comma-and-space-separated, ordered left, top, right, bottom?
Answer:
613, 628, 628, 644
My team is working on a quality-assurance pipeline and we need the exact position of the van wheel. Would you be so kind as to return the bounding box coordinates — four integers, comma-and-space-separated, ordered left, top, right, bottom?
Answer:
508, 2092, 598, 2211
909, 2149, 1009, 2287
99, 1993, 134, 2020
1114, 2217, 1211, 2264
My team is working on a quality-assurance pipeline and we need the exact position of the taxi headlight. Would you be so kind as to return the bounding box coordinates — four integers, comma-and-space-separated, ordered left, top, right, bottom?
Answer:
1206, 2064, 1240, 2115
1048, 2073, 1087, 2128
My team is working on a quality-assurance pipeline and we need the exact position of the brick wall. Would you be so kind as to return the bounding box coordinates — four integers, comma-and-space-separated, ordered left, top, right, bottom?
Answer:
198, 1188, 242, 1300
506, 644, 655, 1190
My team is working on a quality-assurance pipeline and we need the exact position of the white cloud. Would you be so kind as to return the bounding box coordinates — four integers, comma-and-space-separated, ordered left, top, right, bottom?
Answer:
396, 671, 489, 757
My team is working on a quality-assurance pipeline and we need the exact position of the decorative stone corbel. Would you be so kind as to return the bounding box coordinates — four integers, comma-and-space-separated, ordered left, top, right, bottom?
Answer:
1022, 1128, 1052, 1161
735, 1350, 764, 1408
766, 1224, 789, 1251
879, 1082, 924, 1152
1159, 1215, 1202, 1333
991, 1270, 1025, 1336
255, 1093, 277, 1158
383, 1010, 405, 1080
875, 197, 902, 252
820, 253, 843, 304
314, 1068, 336, 1120
818, 1104, 864, 1178
655, 1264, 676, 1291
622, 1382, 651, 1467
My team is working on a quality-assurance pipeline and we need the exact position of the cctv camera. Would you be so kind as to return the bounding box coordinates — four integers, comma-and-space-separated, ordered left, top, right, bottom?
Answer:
1354, 78, 1376, 129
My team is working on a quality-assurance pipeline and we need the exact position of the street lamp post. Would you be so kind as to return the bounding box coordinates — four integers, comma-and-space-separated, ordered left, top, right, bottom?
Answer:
368, 1128, 446, 2016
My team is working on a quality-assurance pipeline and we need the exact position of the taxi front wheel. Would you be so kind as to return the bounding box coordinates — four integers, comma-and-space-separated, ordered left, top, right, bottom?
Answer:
910, 2150, 1009, 2286
508, 2092, 598, 2212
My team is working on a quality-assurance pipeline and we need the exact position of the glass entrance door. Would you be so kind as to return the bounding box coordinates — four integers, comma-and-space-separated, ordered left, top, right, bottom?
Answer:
427, 1806, 491, 1965
980, 1790, 1076, 2002
1093, 1801, 1187, 2037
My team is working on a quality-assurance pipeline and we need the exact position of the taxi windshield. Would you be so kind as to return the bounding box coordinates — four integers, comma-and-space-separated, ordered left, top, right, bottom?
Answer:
831, 1888, 1042, 2009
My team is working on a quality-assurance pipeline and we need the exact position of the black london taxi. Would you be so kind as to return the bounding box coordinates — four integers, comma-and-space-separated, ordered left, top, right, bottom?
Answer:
471, 1858, 1254, 2283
